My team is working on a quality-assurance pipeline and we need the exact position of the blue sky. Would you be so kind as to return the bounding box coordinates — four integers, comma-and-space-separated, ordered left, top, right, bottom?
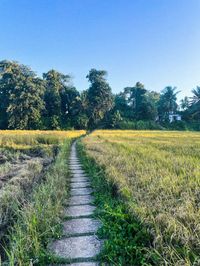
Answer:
0, 0, 200, 100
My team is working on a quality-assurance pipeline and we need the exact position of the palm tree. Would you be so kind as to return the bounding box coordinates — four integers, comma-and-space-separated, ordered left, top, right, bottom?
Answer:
189, 87, 200, 119
190, 86, 200, 105
158, 87, 180, 120
180, 97, 189, 110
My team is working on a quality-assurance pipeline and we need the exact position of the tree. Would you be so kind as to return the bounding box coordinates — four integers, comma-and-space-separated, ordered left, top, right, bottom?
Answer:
190, 86, 200, 105
72, 91, 89, 129
113, 92, 132, 120
180, 96, 190, 110
158, 86, 179, 121
60, 86, 85, 128
86, 69, 114, 128
43, 70, 71, 129
0, 60, 45, 129
0, 61, 11, 128
189, 87, 200, 120
123, 82, 157, 120
8, 77, 45, 129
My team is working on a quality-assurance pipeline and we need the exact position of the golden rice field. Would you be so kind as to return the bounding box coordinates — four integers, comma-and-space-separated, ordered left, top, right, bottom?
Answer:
0, 130, 86, 149
82, 130, 200, 265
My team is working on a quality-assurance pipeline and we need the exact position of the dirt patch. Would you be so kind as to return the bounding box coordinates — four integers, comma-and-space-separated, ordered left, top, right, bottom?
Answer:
0, 156, 52, 190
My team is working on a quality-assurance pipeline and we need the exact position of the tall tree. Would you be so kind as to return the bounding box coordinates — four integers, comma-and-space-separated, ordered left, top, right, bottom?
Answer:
0, 60, 11, 128
189, 86, 200, 120
8, 77, 45, 129
180, 96, 190, 110
114, 92, 132, 119
0, 60, 45, 129
86, 69, 114, 128
60, 86, 83, 128
43, 70, 70, 129
158, 86, 179, 121
123, 82, 157, 120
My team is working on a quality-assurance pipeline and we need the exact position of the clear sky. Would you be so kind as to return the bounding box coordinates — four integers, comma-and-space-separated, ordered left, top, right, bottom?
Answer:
0, 0, 200, 100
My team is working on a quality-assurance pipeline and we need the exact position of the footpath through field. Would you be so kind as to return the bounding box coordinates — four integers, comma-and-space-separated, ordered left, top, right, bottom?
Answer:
49, 141, 102, 265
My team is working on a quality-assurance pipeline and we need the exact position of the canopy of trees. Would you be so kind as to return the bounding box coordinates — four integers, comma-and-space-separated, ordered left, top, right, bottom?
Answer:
0, 60, 199, 130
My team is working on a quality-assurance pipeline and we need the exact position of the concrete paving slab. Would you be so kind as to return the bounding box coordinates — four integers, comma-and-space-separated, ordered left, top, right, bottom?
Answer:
71, 188, 93, 196
71, 182, 91, 188
63, 218, 101, 235
69, 166, 82, 170
68, 263, 99, 266
71, 170, 85, 175
71, 178, 89, 183
72, 173, 89, 178
68, 195, 94, 206
49, 235, 101, 259
65, 205, 96, 217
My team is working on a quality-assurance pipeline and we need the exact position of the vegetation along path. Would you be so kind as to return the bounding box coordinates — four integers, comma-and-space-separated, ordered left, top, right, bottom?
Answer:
49, 141, 102, 265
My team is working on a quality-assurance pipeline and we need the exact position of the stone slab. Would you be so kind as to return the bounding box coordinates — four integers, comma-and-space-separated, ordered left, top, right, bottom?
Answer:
71, 182, 91, 188
73, 173, 89, 178
71, 178, 89, 183
68, 263, 99, 266
65, 205, 96, 217
71, 170, 85, 175
68, 195, 94, 205
71, 180, 89, 185
71, 188, 93, 196
52, 263, 99, 266
70, 161, 80, 164
49, 235, 101, 259
69, 166, 82, 170
63, 218, 100, 235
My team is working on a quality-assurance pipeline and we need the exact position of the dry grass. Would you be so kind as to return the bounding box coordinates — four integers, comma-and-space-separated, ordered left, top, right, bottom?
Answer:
82, 130, 200, 265
0, 130, 85, 241
4, 140, 72, 265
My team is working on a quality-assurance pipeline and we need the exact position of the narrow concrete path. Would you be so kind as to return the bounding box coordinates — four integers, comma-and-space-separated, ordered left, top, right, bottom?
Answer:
49, 142, 102, 266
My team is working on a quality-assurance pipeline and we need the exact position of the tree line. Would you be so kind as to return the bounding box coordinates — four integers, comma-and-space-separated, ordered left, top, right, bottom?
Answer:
0, 60, 199, 130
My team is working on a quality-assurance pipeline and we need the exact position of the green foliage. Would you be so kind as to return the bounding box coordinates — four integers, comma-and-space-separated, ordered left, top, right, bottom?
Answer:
86, 69, 114, 128
0, 59, 200, 130
43, 70, 70, 129
158, 86, 179, 121
0, 61, 45, 129
117, 120, 163, 130
187, 86, 200, 121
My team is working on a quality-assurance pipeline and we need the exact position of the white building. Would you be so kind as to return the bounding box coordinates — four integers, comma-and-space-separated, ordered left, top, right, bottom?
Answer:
169, 113, 182, 123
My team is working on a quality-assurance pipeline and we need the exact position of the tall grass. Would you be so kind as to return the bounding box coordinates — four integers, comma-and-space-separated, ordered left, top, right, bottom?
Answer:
78, 140, 159, 265
3, 140, 71, 265
0, 130, 85, 235
82, 130, 200, 265
0, 130, 85, 149
0, 130, 85, 264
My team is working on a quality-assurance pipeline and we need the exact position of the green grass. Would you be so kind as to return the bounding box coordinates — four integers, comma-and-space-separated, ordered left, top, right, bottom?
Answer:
78, 140, 160, 266
2, 140, 71, 266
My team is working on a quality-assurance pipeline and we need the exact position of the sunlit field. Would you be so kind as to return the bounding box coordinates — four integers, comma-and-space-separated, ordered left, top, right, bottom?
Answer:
0, 130, 85, 256
0, 130, 85, 149
82, 130, 200, 265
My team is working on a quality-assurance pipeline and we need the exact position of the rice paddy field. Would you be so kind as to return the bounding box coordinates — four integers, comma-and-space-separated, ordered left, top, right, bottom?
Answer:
0, 130, 85, 149
0, 130, 85, 264
82, 130, 200, 265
